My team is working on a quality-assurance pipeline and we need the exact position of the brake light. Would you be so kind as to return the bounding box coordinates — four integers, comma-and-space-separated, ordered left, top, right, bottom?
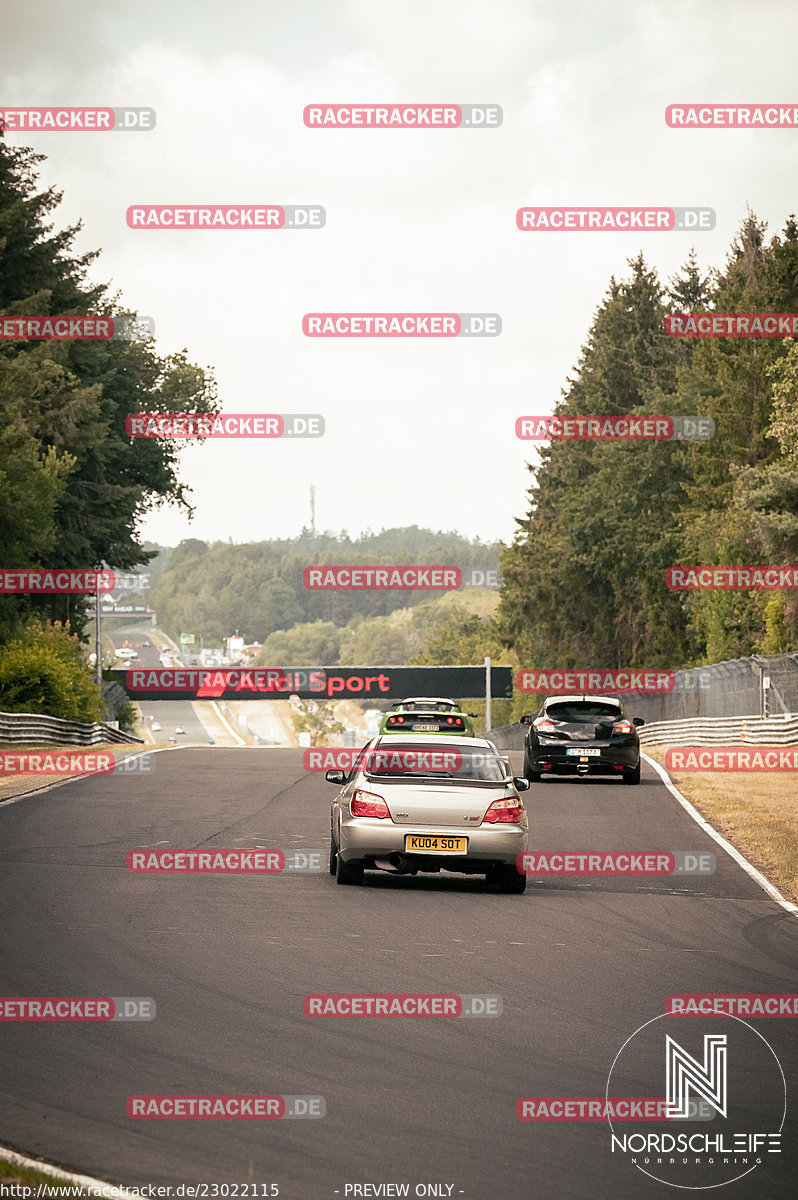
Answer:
483, 797, 524, 824
533, 718, 556, 732
388, 715, 404, 725
613, 720, 633, 735
350, 789, 391, 819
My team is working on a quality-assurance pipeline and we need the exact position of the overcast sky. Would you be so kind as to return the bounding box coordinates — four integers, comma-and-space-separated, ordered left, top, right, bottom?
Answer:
4, 0, 797, 548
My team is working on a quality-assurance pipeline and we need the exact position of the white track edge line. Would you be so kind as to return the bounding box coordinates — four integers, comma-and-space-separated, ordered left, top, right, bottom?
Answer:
641, 751, 798, 917
208, 700, 247, 746
0, 1141, 138, 1198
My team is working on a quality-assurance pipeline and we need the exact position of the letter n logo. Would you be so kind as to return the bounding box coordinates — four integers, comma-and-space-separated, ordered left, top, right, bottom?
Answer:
666, 1034, 727, 1118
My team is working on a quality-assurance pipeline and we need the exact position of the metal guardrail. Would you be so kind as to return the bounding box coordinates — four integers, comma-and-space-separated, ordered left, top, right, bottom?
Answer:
0, 710, 142, 746
484, 723, 527, 752
639, 713, 798, 747
486, 653, 798, 751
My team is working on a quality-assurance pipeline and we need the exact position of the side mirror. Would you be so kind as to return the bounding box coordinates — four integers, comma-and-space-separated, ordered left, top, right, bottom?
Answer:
519, 714, 534, 725
632, 717, 645, 727
514, 777, 530, 791
325, 769, 347, 784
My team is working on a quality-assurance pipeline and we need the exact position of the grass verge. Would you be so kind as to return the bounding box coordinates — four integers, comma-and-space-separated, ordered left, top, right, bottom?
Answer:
644, 746, 798, 904
0, 1156, 88, 1193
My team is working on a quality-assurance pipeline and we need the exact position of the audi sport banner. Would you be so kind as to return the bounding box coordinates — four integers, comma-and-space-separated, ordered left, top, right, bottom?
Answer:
112, 665, 513, 701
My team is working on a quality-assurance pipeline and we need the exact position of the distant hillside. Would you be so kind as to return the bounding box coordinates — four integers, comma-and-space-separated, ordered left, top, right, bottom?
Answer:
150, 528, 502, 644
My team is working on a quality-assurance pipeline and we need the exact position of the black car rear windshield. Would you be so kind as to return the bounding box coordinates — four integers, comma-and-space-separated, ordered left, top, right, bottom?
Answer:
546, 701, 622, 722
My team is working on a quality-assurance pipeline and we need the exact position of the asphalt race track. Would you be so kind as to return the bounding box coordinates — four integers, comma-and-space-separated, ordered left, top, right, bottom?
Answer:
1, 749, 796, 1198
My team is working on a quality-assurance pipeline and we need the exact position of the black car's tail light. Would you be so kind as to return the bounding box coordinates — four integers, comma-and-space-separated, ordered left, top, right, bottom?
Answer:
612, 719, 633, 735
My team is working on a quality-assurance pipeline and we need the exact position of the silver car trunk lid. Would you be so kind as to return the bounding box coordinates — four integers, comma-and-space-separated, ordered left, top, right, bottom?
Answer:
364, 778, 513, 825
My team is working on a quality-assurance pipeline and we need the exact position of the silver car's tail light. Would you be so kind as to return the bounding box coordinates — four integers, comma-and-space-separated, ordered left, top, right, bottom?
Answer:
482, 797, 525, 824
350, 789, 391, 819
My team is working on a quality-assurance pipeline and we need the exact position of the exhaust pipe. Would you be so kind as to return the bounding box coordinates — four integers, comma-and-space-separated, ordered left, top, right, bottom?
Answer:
373, 854, 419, 875
576, 764, 590, 776
388, 852, 418, 874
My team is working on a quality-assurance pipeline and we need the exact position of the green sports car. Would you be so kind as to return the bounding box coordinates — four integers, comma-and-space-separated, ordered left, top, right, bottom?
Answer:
379, 697, 477, 737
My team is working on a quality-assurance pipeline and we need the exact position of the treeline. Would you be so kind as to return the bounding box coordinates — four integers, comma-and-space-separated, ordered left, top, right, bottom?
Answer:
0, 136, 218, 646
498, 214, 798, 671
0, 137, 217, 718
151, 529, 501, 644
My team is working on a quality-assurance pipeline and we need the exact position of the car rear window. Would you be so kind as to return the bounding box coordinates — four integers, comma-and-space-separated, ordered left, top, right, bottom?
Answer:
399, 702, 456, 713
364, 744, 507, 781
546, 702, 622, 722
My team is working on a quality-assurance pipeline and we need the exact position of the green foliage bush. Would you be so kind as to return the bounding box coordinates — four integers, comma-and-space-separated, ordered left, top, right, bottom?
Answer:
0, 620, 105, 721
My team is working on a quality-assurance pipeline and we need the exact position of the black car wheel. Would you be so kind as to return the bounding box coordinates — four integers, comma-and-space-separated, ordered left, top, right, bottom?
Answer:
524, 756, 541, 782
329, 832, 338, 876
623, 761, 641, 785
335, 852, 364, 885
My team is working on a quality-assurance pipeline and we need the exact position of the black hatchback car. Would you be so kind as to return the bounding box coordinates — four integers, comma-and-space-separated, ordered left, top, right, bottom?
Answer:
520, 695, 644, 784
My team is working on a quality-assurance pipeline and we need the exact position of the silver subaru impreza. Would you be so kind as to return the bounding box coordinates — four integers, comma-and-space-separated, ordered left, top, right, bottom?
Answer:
327, 735, 529, 892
